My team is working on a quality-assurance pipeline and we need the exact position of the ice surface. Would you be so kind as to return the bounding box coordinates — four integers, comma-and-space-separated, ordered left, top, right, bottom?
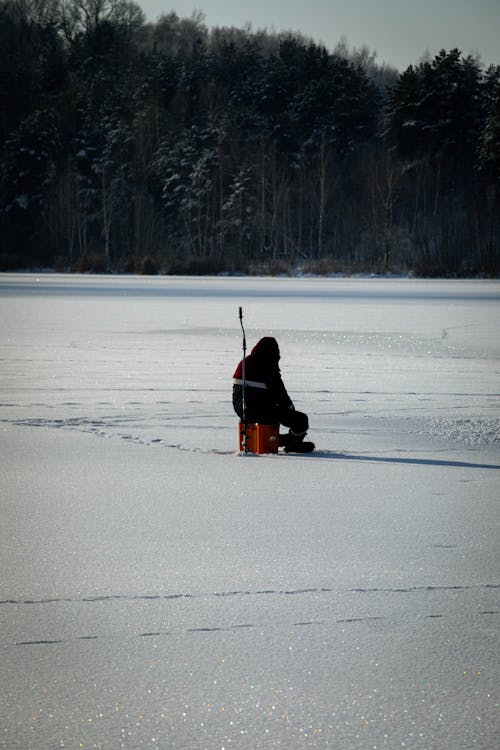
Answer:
1, 274, 499, 749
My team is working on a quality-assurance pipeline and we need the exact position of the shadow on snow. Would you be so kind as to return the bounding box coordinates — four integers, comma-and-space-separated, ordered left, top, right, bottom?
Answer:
303, 451, 500, 471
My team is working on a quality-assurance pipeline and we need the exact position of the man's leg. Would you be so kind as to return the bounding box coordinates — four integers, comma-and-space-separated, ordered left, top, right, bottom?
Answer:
278, 409, 309, 446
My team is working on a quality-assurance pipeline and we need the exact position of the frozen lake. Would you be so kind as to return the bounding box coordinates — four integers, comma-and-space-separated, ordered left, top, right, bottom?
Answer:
1, 273, 499, 749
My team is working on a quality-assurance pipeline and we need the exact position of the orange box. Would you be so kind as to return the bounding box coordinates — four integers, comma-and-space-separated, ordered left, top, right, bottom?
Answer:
238, 422, 279, 454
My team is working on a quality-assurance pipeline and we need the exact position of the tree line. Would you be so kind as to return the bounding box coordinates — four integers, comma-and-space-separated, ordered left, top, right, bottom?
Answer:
1, 0, 499, 276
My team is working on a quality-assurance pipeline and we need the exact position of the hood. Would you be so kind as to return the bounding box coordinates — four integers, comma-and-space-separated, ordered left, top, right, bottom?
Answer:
233, 336, 281, 380
250, 336, 280, 363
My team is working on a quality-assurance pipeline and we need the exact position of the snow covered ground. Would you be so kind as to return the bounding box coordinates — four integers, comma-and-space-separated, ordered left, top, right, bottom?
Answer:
1, 273, 499, 750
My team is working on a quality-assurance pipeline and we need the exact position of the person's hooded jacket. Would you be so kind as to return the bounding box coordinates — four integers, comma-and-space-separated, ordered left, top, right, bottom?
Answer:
232, 337, 293, 422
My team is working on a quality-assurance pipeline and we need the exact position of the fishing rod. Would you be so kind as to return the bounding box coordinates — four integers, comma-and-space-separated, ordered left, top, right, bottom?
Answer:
238, 306, 248, 453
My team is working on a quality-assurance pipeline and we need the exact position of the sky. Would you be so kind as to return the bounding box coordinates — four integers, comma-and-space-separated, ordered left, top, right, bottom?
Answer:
137, 0, 500, 71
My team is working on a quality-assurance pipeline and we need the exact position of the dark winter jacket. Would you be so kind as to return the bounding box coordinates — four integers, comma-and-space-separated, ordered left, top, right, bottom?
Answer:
232, 337, 294, 422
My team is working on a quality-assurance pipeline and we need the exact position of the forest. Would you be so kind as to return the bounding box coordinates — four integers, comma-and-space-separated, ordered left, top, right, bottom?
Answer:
1, 0, 499, 276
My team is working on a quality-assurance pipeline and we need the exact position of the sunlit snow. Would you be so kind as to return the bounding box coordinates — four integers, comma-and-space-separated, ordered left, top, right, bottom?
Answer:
1, 273, 499, 749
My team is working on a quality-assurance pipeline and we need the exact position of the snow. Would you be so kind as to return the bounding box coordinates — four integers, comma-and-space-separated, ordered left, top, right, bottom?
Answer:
14, 193, 29, 209
1, 273, 499, 750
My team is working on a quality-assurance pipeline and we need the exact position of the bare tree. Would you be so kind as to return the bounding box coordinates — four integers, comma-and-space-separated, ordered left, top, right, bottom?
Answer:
57, 0, 144, 40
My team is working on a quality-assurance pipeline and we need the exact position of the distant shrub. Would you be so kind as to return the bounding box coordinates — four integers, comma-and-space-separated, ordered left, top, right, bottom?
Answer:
54, 256, 71, 272
0, 253, 27, 271
138, 256, 158, 275
300, 258, 345, 275
120, 257, 136, 273
248, 259, 291, 276
412, 252, 449, 278
73, 254, 108, 273
163, 256, 225, 275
